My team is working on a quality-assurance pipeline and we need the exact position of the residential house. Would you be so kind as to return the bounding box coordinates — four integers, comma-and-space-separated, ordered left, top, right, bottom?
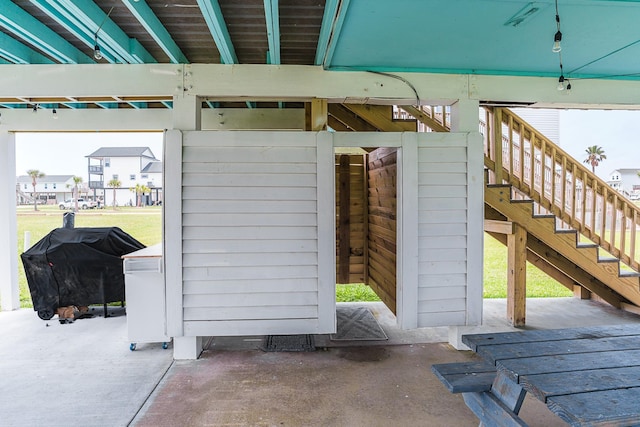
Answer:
607, 169, 640, 199
16, 175, 78, 205
86, 147, 162, 207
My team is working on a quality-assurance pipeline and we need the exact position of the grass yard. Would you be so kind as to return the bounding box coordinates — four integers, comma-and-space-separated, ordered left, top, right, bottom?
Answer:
484, 233, 573, 298
11, 206, 571, 308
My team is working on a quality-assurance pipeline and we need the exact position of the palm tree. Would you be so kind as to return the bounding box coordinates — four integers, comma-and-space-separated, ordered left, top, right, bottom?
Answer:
583, 145, 607, 173
26, 169, 45, 211
130, 183, 150, 207
72, 176, 83, 212
107, 178, 121, 209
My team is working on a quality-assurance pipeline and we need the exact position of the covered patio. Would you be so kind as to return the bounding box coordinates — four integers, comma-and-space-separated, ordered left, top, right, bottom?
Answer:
1, 297, 639, 426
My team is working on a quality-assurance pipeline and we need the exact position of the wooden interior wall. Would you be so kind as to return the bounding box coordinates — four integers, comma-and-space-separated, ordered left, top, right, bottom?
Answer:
366, 148, 398, 314
335, 154, 366, 284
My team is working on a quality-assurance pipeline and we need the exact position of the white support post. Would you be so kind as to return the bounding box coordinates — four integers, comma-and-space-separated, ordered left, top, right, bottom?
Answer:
168, 92, 201, 359
398, 132, 419, 329
450, 98, 480, 133
0, 130, 19, 311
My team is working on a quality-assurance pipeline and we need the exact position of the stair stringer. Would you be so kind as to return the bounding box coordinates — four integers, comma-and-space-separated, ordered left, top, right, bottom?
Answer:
485, 185, 640, 307
485, 204, 628, 308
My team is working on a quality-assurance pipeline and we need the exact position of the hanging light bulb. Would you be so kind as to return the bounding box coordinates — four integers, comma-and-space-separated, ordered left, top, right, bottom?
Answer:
94, 40, 103, 60
52, 108, 58, 119
565, 80, 572, 94
552, 30, 562, 53
32, 104, 38, 113
557, 75, 565, 91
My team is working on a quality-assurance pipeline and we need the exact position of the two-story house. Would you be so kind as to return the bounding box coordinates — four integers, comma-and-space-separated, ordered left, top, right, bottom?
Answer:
86, 147, 162, 207
16, 175, 78, 205
607, 168, 640, 199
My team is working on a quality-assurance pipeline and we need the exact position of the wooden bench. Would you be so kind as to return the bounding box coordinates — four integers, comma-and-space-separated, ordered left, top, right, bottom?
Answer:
431, 361, 496, 393
432, 361, 529, 426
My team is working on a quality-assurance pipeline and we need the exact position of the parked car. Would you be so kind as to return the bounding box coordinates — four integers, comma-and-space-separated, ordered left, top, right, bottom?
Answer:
58, 198, 98, 210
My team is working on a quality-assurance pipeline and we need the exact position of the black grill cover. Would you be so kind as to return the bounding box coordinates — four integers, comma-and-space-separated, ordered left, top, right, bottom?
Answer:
21, 227, 145, 320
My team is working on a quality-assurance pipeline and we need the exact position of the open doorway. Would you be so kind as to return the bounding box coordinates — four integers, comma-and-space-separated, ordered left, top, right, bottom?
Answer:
13, 132, 164, 310
334, 146, 398, 317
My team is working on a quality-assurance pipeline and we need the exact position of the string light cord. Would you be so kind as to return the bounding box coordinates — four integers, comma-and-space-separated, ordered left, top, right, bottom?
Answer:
568, 38, 640, 75
93, 7, 114, 61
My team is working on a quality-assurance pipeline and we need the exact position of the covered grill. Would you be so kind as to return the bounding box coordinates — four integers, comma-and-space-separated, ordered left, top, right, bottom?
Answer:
21, 227, 145, 320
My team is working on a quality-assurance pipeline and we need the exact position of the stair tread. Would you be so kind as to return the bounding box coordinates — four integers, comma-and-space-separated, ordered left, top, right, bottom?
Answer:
576, 243, 598, 249
555, 229, 577, 234
619, 271, 640, 278
598, 257, 619, 263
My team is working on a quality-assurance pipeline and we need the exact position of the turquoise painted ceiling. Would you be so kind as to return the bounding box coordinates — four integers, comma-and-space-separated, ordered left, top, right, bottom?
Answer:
326, 0, 640, 80
1, 0, 640, 108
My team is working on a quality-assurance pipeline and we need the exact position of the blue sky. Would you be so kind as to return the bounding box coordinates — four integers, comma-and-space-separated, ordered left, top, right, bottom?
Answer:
559, 110, 640, 179
15, 132, 163, 180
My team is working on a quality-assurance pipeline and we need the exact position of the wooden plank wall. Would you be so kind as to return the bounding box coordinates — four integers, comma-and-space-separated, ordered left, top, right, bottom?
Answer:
367, 147, 398, 314
335, 154, 367, 284
180, 131, 324, 336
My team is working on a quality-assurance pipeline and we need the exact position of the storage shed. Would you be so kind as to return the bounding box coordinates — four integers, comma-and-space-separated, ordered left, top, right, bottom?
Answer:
164, 128, 483, 358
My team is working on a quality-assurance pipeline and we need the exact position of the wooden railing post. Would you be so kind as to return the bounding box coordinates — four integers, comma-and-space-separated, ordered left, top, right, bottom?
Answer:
493, 108, 503, 184
508, 223, 527, 327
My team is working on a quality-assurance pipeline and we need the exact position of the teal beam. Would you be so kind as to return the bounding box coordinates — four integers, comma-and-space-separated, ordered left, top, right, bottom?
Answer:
196, 0, 238, 64
29, 0, 155, 64
96, 102, 118, 109
62, 103, 86, 109
0, 32, 53, 63
263, 0, 280, 64
129, 102, 148, 110
0, 0, 93, 64
29, 0, 121, 63
121, 0, 188, 64
0, 104, 28, 109
315, 0, 351, 66
161, 101, 173, 109
55, 0, 156, 63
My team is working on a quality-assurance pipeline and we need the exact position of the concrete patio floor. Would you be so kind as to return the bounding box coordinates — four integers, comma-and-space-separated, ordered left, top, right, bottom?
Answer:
2, 298, 640, 426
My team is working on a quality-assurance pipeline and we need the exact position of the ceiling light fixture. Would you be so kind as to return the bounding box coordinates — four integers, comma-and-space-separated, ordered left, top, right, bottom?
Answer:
32, 104, 38, 113
93, 6, 114, 62
52, 108, 58, 119
94, 35, 103, 60
557, 75, 565, 91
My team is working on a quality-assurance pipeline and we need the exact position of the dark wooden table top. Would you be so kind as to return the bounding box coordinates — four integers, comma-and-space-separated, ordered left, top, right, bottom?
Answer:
462, 324, 640, 426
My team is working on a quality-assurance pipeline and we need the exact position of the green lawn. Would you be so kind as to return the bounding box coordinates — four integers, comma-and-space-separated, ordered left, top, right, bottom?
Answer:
11, 207, 571, 308
484, 233, 573, 298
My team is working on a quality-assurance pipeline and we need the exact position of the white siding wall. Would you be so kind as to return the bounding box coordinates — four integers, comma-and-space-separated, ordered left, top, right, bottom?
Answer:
416, 132, 482, 327
179, 131, 334, 336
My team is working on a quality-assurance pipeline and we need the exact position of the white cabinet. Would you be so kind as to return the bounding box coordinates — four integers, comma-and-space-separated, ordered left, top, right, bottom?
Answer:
123, 244, 170, 350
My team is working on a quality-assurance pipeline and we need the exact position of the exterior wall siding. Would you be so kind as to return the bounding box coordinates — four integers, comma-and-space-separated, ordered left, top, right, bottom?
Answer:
416, 133, 478, 327
179, 131, 334, 336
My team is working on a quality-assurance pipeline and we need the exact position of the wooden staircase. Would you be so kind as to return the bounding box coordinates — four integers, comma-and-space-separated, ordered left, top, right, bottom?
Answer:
485, 184, 640, 309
